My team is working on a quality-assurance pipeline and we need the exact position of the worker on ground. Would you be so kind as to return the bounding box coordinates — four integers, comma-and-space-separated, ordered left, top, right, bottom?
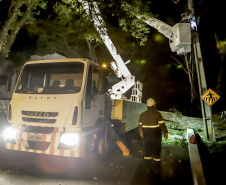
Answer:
139, 98, 168, 162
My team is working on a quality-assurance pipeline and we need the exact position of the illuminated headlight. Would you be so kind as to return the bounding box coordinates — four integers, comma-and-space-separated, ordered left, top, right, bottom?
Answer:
60, 133, 79, 146
3, 127, 19, 140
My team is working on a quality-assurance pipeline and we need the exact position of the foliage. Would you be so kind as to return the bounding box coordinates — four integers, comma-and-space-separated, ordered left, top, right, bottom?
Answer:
22, 0, 155, 62
163, 129, 188, 147
99, 0, 153, 46
0, 0, 156, 64
166, 122, 179, 129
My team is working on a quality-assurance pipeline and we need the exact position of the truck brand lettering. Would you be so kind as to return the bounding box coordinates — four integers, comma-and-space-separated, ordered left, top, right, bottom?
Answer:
28, 96, 56, 100
27, 112, 34, 116
26, 111, 50, 117
43, 112, 50, 117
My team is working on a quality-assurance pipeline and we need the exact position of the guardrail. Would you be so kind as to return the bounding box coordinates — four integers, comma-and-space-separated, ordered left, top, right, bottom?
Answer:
187, 129, 206, 185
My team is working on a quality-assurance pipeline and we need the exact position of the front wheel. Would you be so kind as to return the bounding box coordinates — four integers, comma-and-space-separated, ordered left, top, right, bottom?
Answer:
94, 124, 116, 159
98, 137, 110, 155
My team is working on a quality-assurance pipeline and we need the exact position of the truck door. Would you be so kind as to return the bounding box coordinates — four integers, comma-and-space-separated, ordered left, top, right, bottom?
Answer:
82, 65, 105, 128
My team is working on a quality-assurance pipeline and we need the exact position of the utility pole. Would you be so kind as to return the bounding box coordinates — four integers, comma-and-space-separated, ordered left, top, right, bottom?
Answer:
187, 0, 215, 141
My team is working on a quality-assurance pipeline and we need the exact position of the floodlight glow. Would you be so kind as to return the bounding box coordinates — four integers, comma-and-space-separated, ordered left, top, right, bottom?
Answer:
60, 133, 79, 146
3, 127, 19, 139
102, 63, 107, 68
190, 20, 197, 30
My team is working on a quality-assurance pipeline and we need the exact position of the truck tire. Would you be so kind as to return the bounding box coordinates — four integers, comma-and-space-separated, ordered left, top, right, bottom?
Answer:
95, 123, 116, 159
98, 137, 109, 155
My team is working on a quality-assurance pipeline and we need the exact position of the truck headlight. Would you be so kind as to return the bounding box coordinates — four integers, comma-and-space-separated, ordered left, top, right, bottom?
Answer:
60, 133, 79, 146
3, 127, 19, 139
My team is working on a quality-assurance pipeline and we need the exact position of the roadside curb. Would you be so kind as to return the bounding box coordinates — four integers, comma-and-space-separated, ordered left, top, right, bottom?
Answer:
187, 129, 206, 185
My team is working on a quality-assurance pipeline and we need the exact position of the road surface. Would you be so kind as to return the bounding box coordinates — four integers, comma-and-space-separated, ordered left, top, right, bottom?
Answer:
0, 131, 192, 185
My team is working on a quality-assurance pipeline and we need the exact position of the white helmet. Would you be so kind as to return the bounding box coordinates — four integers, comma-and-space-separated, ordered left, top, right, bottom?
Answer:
147, 98, 156, 107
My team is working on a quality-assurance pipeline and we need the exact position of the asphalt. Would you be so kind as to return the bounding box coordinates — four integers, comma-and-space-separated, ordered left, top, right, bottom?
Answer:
0, 130, 193, 185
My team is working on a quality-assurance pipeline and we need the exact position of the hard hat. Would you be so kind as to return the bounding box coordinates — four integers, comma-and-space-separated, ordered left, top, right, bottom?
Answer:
147, 98, 156, 107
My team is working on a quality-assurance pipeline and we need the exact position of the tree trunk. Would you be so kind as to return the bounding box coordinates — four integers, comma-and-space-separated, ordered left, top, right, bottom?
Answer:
159, 111, 217, 131
63, 37, 81, 57
92, 43, 99, 64
215, 66, 224, 94
214, 35, 225, 94
86, 39, 93, 61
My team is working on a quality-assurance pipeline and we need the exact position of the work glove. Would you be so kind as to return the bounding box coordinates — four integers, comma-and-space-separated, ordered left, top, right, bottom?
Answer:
164, 133, 168, 140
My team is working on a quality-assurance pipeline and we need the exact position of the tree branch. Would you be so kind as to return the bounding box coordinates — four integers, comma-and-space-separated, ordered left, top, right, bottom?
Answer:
0, 0, 23, 52
169, 55, 188, 74
0, 0, 34, 60
62, 36, 80, 57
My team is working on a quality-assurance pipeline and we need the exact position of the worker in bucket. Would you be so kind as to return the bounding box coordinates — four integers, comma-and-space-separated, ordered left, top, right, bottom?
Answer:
139, 98, 168, 162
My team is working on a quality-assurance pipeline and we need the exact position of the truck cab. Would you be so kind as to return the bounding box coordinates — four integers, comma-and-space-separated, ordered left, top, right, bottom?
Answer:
4, 58, 109, 157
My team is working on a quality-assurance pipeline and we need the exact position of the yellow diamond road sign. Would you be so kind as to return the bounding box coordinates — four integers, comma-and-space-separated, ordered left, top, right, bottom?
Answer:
201, 88, 220, 106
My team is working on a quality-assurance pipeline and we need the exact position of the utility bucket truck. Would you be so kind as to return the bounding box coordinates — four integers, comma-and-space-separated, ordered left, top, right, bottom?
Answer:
3, 58, 146, 157
3, 0, 147, 157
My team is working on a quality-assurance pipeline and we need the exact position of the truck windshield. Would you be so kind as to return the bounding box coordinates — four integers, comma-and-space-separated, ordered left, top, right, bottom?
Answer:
15, 62, 84, 94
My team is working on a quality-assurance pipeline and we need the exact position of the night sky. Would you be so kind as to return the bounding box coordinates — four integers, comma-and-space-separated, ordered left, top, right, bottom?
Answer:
2, 0, 226, 116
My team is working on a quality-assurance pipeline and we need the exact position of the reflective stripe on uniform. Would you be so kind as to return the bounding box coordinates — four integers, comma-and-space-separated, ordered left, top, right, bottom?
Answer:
158, 120, 165, 124
153, 158, 161, 162
142, 125, 159, 128
144, 156, 152, 160
139, 122, 142, 125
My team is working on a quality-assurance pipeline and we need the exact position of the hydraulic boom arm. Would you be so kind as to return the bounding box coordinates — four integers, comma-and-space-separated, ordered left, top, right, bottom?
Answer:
79, 0, 135, 100
137, 14, 191, 55
137, 15, 173, 40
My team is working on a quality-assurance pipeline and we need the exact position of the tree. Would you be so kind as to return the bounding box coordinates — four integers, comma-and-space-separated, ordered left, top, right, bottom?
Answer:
0, 0, 47, 64
24, 0, 153, 64
25, 0, 102, 62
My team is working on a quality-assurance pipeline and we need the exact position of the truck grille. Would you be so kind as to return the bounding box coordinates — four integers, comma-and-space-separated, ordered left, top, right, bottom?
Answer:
21, 111, 58, 117
22, 117, 56, 123
21, 110, 58, 123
